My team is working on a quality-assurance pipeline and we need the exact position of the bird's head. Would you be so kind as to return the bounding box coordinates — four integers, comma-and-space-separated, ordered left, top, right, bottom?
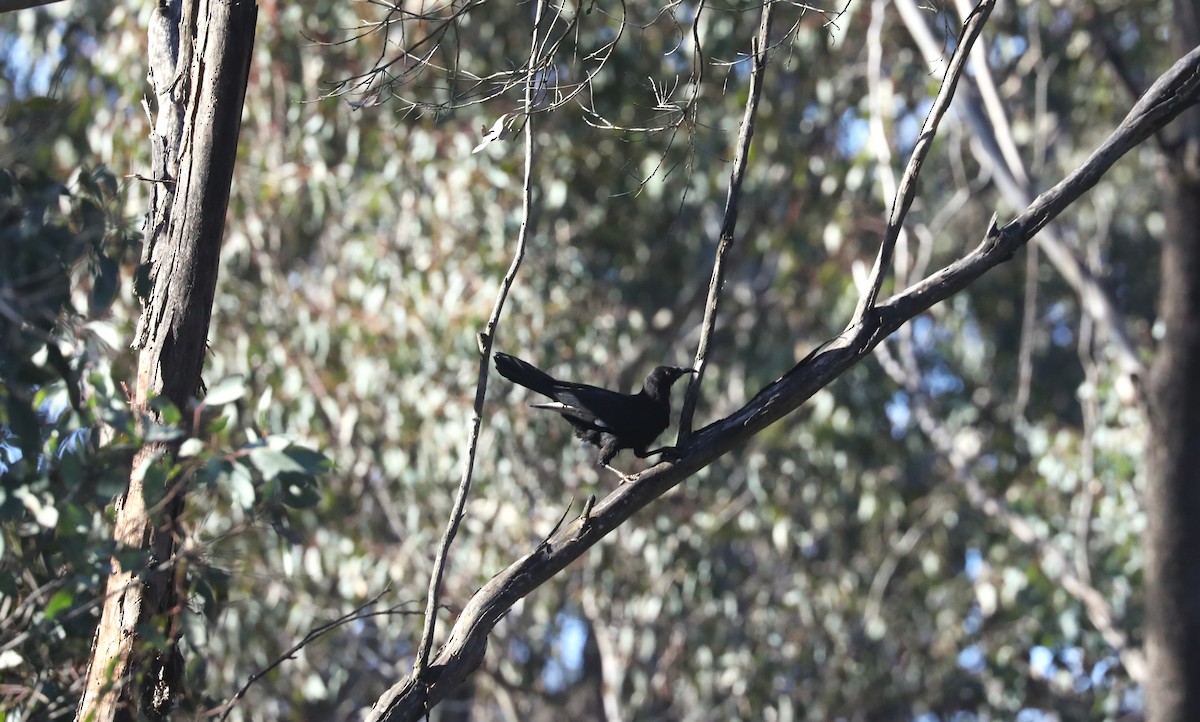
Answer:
643, 365, 696, 398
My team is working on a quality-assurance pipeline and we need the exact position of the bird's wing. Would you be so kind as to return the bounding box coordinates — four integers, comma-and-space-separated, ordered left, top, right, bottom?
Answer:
531, 390, 609, 429
556, 386, 655, 435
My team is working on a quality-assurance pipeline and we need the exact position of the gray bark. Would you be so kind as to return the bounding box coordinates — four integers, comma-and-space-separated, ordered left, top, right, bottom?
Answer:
75, 1, 256, 720
1144, 4, 1200, 720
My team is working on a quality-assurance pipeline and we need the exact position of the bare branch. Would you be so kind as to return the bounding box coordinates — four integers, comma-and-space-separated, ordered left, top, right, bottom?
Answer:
678, 0, 775, 439
408, 0, 548, 682
894, 0, 1148, 389
851, 0, 995, 325
361, 44, 1200, 722
951, 0, 1028, 184
216, 588, 414, 721
0, 0, 65, 12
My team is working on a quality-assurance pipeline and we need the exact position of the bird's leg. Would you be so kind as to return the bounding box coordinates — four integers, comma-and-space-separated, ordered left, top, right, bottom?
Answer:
603, 464, 634, 484
595, 437, 633, 483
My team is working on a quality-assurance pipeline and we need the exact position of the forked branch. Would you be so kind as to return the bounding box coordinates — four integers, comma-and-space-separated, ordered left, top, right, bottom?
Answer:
362, 40, 1200, 722
851, 0, 995, 325
679, 0, 776, 438
409, 0, 548, 681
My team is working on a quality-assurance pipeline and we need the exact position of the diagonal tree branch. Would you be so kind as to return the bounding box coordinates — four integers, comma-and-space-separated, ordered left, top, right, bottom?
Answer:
361, 41, 1200, 722
0, 0, 64, 12
894, 0, 1148, 389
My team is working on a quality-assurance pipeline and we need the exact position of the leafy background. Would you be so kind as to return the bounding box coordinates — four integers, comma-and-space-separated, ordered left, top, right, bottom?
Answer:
1, 1, 1160, 719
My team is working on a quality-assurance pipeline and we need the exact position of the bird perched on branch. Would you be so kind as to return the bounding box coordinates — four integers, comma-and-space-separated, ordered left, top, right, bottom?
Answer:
494, 352, 695, 478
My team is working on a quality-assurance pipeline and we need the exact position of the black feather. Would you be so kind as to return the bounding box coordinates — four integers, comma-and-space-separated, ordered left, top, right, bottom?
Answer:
494, 352, 694, 467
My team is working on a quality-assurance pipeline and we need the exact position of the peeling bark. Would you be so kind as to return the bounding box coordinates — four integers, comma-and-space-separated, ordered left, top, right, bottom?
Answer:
75, 2, 256, 720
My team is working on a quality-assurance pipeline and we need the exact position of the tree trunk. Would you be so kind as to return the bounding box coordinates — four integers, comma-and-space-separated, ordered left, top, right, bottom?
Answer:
1144, 3, 1200, 720
76, 1, 256, 720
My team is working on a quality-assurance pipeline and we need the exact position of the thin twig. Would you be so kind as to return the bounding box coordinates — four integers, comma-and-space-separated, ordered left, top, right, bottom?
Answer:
894, 0, 1147, 390
360, 33, 1200, 722
410, 0, 547, 679
952, 0, 1027, 185
866, 0, 897, 202
1013, 241, 1039, 420
850, 0, 995, 326
678, 0, 775, 439
325, 1, 612, 123
538, 500, 576, 551
216, 588, 410, 720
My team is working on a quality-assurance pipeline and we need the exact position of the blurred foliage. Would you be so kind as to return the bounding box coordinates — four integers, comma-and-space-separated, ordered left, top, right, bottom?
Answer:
0, 20, 332, 714
0, 0, 1168, 719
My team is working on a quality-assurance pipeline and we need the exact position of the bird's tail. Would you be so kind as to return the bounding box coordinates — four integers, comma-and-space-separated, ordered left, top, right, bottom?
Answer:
494, 353, 559, 398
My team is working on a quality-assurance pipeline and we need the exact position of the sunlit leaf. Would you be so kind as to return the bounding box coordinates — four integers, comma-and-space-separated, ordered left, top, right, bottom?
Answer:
227, 463, 256, 509
43, 589, 74, 621
178, 438, 205, 458
203, 375, 247, 407
248, 446, 306, 479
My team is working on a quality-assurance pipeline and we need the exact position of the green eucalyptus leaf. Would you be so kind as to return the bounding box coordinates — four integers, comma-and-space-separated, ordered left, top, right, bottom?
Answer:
43, 589, 74, 621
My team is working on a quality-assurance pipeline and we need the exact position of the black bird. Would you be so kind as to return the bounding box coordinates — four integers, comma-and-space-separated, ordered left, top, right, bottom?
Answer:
494, 352, 695, 474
